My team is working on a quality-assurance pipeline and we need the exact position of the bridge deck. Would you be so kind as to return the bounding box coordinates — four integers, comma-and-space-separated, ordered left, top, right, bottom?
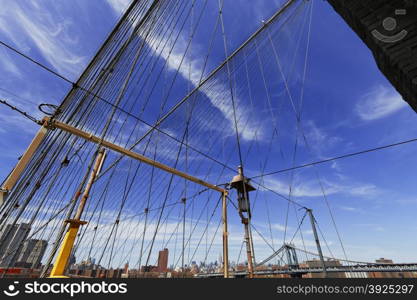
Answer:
196, 263, 417, 277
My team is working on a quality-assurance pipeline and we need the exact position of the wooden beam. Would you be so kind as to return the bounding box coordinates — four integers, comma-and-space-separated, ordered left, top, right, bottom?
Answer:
222, 191, 229, 278
45, 118, 225, 193
1, 124, 48, 205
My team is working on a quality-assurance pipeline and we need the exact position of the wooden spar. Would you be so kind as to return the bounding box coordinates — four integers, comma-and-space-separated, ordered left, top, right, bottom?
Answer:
0, 122, 48, 206
222, 191, 229, 278
44, 117, 226, 194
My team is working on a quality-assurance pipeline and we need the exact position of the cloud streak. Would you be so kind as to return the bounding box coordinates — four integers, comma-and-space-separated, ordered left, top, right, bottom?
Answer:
262, 176, 380, 199
104, 1, 263, 142
140, 29, 262, 141
0, 0, 87, 79
356, 85, 407, 121
106, 0, 132, 15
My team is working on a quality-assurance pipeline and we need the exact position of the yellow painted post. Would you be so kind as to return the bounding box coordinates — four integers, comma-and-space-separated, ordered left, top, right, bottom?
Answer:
49, 220, 86, 278
49, 149, 105, 278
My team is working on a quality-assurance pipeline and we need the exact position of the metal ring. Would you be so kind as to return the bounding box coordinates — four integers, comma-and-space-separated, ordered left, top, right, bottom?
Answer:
38, 103, 61, 116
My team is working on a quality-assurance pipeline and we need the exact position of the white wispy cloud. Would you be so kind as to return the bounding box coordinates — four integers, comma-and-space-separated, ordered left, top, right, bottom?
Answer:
0, 0, 87, 79
262, 177, 337, 197
355, 85, 407, 121
106, 0, 132, 15
104, 2, 262, 142
140, 30, 262, 141
354, 223, 384, 232
0, 48, 22, 77
339, 206, 368, 216
339, 206, 356, 212
273, 223, 288, 232
261, 176, 380, 199
303, 120, 343, 156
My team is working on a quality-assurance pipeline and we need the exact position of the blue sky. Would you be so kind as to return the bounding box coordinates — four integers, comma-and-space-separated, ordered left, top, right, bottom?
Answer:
1, 0, 417, 267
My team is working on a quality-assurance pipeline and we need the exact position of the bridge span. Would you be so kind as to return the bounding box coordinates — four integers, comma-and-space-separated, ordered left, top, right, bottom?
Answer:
196, 263, 417, 278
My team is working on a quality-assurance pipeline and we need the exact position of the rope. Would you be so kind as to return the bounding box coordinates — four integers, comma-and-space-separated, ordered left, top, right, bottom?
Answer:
0, 99, 41, 124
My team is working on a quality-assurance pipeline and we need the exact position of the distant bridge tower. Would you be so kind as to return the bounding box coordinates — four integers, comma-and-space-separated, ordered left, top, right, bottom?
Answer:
283, 244, 299, 268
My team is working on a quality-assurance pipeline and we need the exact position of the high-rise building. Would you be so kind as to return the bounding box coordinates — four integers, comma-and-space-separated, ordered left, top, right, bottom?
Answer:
0, 223, 30, 267
16, 239, 48, 268
157, 248, 169, 273
69, 254, 76, 266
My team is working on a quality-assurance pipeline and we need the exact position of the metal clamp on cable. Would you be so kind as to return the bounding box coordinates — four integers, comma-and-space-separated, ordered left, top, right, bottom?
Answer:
0, 188, 9, 206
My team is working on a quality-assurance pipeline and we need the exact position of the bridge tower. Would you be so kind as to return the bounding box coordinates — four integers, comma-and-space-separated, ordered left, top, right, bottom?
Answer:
306, 208, 327, 278
284, 244, 299, 268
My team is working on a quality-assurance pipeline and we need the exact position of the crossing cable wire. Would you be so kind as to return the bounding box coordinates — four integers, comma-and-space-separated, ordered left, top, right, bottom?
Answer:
97, 2, 166, 269
236, 0, 311, 248
39, 147, 101, 277
157, 132, 242, 268
0, 40, 73, 85
241, 24, 304, 254
135, 1, 207, 260
315, 218, 336, 260
95, 2, 234, 181
0, 128, 69, 224
96, 130, 158, 267
287, 3, 314, 256
51, 0, 302, 268
185, 194, 221, 267
30, 141, 95, 259
145, 0, 231, 264
123, 0, 300, 153
218, 0, 260, 269
240, 72, 278, 257
279, 1, 313, 250
144, 101, 196, 268
263, 0, 349, 263
0, 99, 40, 124
202, 218, 222, 266
0, 1, 158, 274
0, 0, 162, 231
249, 137, 417, 179
218, 0, 244, 168
169, 194, 219, 268
236, 240, 245, 266
0, 87, 40, 106
159, 154, 231, 267
72, 0, 178, 142
99, 0, 161, 142
104, 0, 188, 152
0, 38, 234, 175
0, 133, 73, 277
